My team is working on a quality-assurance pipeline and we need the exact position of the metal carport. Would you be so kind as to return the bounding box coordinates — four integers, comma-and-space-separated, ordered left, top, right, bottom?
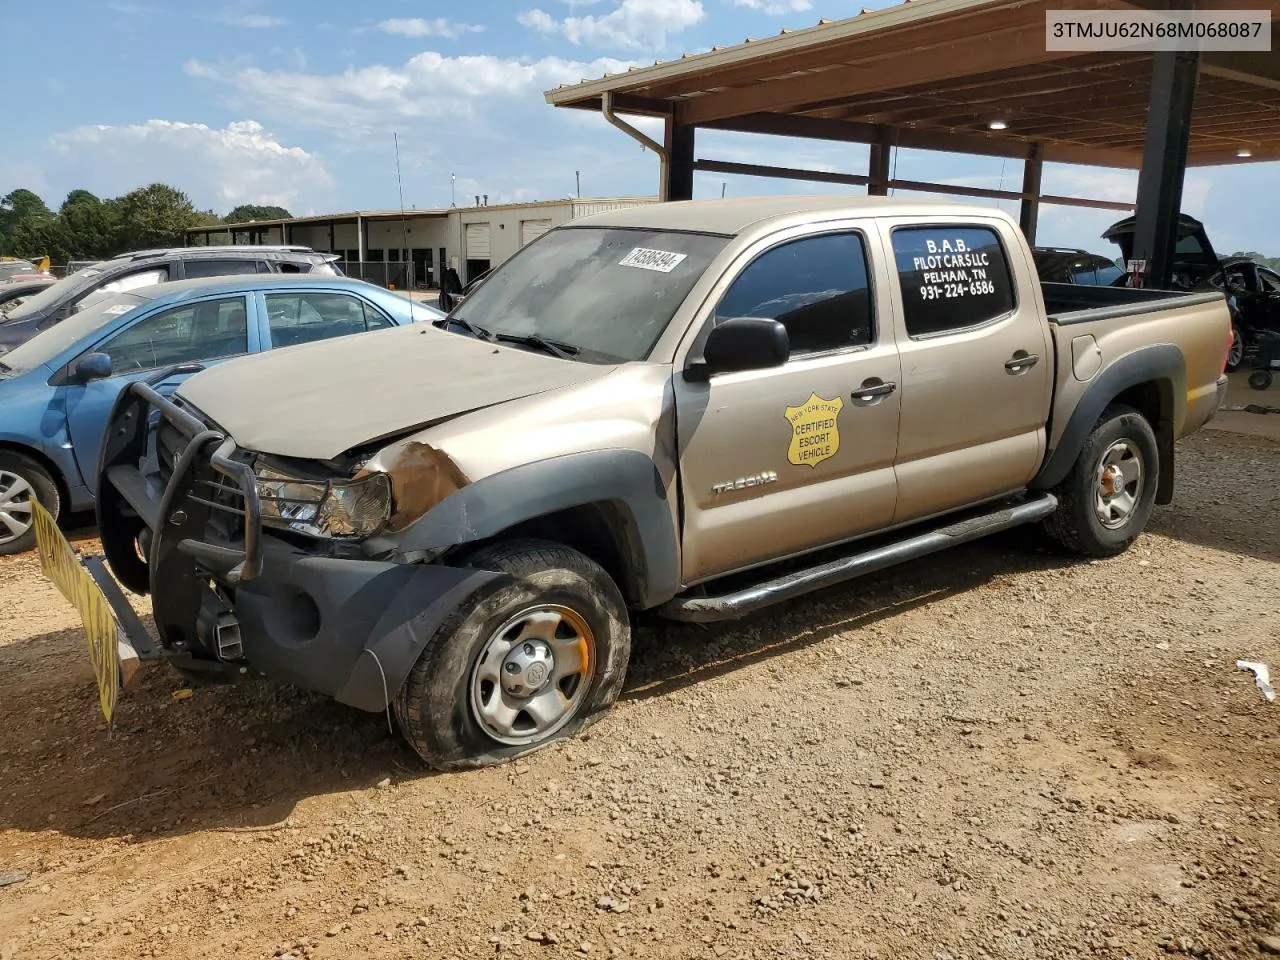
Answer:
545, 0, 1279, 287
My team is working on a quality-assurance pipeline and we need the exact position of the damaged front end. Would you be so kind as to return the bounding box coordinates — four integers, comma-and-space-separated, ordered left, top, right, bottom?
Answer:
95, 377, 508, 710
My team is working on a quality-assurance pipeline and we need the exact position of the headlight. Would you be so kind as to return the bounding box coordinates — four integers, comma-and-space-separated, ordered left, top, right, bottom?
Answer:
255, 466, 392, 540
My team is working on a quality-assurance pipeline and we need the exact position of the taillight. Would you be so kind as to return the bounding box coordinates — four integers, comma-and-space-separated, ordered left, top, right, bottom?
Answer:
1222, 326, 1234, 375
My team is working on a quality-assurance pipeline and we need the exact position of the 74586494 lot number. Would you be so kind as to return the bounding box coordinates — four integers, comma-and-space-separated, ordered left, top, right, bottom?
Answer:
920, 280, 996, 299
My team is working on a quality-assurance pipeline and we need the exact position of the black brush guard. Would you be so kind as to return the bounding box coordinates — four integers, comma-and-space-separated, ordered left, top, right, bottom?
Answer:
97, 366, 263, 609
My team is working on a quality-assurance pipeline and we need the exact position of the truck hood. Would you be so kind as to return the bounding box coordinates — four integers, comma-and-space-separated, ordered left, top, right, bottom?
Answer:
176, 324, 620, 461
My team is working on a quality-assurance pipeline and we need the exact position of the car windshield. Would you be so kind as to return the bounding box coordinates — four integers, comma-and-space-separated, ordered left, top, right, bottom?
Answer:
451, 227, 729, 363
0, 291, 148, 374
1, 263, 110, 321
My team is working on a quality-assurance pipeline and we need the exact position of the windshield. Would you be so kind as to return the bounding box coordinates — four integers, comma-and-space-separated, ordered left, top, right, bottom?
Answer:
0, 291, 147, 374
452, 227, 728, 363
1, 263, 110, 321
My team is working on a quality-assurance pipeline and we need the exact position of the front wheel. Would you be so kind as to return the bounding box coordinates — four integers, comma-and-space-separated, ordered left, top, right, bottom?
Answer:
1248, 370, 1273, 391
393, 539, 631, 770
0, 452, 61, 556
1043, 404, 1159, 558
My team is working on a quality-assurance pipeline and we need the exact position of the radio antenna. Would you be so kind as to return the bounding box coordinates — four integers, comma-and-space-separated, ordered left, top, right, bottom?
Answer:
393, 132, 420, 322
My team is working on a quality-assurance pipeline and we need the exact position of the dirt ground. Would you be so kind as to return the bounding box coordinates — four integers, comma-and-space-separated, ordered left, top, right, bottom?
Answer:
2, 404, 1278, 959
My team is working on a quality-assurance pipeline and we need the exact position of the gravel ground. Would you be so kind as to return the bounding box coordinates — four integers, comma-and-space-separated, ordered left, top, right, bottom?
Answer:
1, 425, 1277, 960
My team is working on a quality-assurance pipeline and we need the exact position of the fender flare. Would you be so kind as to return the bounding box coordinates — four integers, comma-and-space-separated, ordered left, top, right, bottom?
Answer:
1030, 343, 1184, 501
388, 448, 681, 609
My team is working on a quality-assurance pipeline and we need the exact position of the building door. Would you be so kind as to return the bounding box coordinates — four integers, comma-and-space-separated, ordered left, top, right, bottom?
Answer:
412, 248, 432, 288
520, 219, 552, 247
465, 222, 491, 282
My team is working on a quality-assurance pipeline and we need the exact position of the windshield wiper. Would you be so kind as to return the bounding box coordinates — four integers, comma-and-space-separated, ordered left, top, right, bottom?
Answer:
435, 314, 494, 342
493, 332, 580, 360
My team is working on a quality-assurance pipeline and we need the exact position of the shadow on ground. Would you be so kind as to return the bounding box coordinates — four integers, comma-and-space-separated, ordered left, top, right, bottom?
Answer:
0, 529, 1073, 846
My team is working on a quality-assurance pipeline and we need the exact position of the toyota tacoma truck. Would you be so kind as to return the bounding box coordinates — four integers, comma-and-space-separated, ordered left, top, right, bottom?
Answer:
77, 197, 1230, 769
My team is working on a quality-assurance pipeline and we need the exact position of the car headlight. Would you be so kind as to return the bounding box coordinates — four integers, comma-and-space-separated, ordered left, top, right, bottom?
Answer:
255, 466, 392, 540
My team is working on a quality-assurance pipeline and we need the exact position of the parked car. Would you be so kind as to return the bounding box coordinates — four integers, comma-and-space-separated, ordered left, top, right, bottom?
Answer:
0, 276, 57, 313
0, 258, 43, 282
0, 245, 344, 351
0, 275, 441, 554
1031, 247, 1127, 287
1214, 255, 1280, 369
1100, 212, 1264, 370
79, 197, 1229, 766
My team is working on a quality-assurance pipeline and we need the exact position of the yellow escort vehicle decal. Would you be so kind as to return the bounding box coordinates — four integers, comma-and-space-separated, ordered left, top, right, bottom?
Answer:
32, 500, 122, 723
785, 393, 844, 468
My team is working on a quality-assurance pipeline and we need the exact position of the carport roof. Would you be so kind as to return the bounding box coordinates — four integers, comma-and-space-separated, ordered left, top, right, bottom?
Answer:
545, 0, 1280, 168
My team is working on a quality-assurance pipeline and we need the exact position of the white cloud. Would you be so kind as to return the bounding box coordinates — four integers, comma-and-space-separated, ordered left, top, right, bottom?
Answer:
730, 0, 812, 12
376, 18, 485, 39
212, 12, 287, 27
519, 0, 705, 51
45, 120, 333, 212
184, 52, 638, 138
518, 9, 558, 33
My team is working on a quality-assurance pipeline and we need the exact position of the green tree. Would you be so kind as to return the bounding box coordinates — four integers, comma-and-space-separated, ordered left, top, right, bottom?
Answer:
224, 203, 291, 223
114, 183, 201, 250
58, 189, 122, 259
0, 188, 54, 255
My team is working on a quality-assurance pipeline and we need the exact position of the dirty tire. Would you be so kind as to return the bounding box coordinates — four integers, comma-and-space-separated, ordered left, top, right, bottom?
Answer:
393, 538, 631, 771
0, 451, 60, 557
1248, 369, 1273, 391
1043, 403, 1159, 559
1225, 325, 1244, 372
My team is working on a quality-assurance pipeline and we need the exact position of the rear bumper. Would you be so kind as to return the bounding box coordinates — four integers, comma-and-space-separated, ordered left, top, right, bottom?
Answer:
95, 379, 505, 711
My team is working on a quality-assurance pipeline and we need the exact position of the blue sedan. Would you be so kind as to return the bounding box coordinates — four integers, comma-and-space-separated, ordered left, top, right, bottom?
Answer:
0, 275, 442, 554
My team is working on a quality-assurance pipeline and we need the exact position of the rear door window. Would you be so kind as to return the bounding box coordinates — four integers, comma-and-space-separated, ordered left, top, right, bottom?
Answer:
183, 259, 265, 278
890, 225, 1015, 337
264, 292, 385, 348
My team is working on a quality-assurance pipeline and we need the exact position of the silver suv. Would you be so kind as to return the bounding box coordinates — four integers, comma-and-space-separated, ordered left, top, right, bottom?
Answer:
0, 246, 343, 350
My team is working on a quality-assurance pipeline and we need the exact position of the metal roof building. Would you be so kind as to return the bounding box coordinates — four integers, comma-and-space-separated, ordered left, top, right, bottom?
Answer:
546, 0, 1279, 285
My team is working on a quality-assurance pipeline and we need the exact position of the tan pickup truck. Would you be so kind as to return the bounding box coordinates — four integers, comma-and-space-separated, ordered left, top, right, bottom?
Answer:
87, 196, 1230, 768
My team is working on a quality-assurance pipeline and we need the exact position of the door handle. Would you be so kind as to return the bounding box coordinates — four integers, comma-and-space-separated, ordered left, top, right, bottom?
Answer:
1005, 353, 1039, 374
851, 379, 897, 405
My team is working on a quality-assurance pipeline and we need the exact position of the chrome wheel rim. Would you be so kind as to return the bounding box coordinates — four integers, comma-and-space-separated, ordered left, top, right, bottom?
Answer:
1228, 329, 1243, 368
0, 470, 35, 545
469, 604, 595, 747
1094, 440, 1144, 530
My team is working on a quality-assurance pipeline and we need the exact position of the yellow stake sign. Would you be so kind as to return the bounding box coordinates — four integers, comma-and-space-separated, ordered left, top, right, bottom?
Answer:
32, 500, 122, 723
785, 393, 844, 468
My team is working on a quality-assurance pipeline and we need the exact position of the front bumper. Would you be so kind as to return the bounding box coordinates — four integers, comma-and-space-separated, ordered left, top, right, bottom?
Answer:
96, 379, 505, 712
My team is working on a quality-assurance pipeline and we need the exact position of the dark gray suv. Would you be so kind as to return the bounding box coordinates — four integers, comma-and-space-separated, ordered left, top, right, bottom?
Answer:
0, 245, 343, 351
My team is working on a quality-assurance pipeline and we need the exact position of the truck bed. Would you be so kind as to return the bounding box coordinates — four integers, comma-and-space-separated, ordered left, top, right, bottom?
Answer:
1042, 281, 1226, 325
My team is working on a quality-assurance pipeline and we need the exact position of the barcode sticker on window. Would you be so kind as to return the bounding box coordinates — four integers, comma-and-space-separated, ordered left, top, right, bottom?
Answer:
618, 248, 688, 273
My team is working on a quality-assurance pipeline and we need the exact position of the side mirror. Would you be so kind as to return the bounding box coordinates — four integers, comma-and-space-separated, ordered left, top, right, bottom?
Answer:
75, 352, 113, 383
685, 316, 790, 382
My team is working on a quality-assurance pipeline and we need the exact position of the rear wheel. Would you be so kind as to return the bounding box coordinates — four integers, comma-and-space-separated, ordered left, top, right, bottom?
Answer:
1248, 370, 1273, 391
1043, 404, 1158, 558
0, 452, 60, 556
1226, 325, 1245, 372
393, 539, 631, 770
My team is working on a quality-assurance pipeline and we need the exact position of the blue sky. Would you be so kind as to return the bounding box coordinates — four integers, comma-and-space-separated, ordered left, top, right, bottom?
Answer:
3, 0, 1277, 256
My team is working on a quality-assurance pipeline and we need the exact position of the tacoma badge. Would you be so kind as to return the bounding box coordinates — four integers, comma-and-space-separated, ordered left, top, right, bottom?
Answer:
712, 471, 779, 496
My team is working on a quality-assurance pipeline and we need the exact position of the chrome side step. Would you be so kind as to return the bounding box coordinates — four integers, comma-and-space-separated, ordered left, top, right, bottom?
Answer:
659, 493, 1059, 623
